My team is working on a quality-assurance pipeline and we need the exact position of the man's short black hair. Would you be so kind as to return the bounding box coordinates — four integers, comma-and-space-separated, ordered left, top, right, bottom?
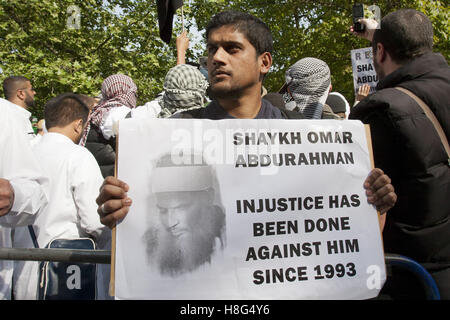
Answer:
372, 9, 433, 64
44, 93, 90, 129
206, 10, 273, 56
2, 76, 30, 100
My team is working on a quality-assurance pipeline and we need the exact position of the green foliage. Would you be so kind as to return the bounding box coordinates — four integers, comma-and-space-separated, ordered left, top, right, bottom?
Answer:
0, 0, 448, 118
416, 0, 449, 60
0, 0, 175, 118
190, 0, 449, 103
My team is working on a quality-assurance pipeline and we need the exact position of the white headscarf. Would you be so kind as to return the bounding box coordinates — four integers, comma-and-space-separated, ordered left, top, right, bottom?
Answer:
282, 57, 331, 119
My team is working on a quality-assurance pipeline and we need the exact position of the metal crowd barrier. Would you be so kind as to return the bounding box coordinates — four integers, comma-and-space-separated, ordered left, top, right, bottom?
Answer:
384, 253, 441, 300
0, 249, 441, 299
0, 248, 110, 264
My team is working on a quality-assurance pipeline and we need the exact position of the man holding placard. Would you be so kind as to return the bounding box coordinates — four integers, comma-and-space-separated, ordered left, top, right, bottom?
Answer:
96, 10, 397, 300
97, 10, 396, 226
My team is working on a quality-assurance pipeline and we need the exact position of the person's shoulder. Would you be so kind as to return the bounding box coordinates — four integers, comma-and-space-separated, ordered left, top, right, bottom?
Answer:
66, 144, 103, 184
258, 98, 296, 119
171, 108, 205, 118
133, 100, 161, 119
0, 97, 11, 108
358, 86, 417, 109
73, 142, 102, 164
105, 105, 132, 120
0, 98, 13, 124
171, 102, 214, 119
321, 104, 342, 120
279, 108, 305, 119
350, 88, 399, 119
0, 98, 27, 120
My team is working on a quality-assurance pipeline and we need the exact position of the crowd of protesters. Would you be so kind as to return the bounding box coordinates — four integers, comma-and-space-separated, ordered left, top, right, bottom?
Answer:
0, 7, 448, 300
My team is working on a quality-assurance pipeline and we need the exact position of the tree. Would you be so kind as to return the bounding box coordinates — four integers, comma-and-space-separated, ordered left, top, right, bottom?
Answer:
0, 0, 179, 118
1, 0, 448, 118
189, 0, 449, 103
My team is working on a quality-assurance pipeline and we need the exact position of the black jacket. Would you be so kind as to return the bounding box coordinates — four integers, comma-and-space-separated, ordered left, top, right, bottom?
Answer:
84, 124, 116, 178
350, 52, 450, 266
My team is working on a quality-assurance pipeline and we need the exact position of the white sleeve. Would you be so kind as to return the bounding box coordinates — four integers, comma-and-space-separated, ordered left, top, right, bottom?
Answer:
131, 100, 162, 119
4, 178, 48, 227
71, 149, 110, 249
100, 106, 131, 140
0, 105, 49, 227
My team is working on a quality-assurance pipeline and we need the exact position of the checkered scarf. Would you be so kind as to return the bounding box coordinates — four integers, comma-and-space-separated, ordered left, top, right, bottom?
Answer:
161, 64, 208, 114
80, 74, 137, 146
282, 58, 331, 119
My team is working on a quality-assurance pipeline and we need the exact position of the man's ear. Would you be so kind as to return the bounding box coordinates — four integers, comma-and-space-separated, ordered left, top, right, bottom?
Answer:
259, 52, 272, 76
16, 88, 25, 101
74, 119, 84, 134
376, 42, 386, 63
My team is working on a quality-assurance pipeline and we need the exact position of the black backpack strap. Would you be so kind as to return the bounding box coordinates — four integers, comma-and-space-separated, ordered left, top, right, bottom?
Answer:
28, 225, 39, 249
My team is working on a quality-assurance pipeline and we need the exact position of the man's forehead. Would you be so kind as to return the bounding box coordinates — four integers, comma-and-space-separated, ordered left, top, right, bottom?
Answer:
207, 25, 248, 45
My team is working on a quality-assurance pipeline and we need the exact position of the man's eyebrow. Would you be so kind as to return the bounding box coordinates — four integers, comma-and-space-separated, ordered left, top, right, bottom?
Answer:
207, 40, 243, 47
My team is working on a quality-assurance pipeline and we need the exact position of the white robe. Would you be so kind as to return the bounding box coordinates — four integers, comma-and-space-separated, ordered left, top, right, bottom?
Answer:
13, 133, 111, 300
0, 98, 49, 300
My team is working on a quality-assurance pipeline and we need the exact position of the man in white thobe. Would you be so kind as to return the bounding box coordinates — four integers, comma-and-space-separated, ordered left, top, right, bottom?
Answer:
12, 93, 110, 300
0, 96, 49, 300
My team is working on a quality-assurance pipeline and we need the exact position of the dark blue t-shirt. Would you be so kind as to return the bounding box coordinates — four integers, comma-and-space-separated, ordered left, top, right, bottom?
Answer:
172, 99, 283, 120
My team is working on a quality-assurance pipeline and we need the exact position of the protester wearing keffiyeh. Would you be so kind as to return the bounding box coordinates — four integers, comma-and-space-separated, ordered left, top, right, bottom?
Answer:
160, 64, 209, 116
80, 74, 137, 146
280, 57, 331, 119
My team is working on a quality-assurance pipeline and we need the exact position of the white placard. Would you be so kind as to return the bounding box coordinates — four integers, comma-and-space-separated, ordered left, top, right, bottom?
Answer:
351, 47, 378, 96
114, 118, 386, 300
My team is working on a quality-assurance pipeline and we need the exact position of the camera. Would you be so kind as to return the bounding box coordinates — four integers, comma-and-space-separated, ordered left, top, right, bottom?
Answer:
352, 3, 365, 32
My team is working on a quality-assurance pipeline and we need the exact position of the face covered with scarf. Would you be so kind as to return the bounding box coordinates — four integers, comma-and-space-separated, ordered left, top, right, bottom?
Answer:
80, 74, 137, 146
162, 64, 209, 114
281, 57, 331, 119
